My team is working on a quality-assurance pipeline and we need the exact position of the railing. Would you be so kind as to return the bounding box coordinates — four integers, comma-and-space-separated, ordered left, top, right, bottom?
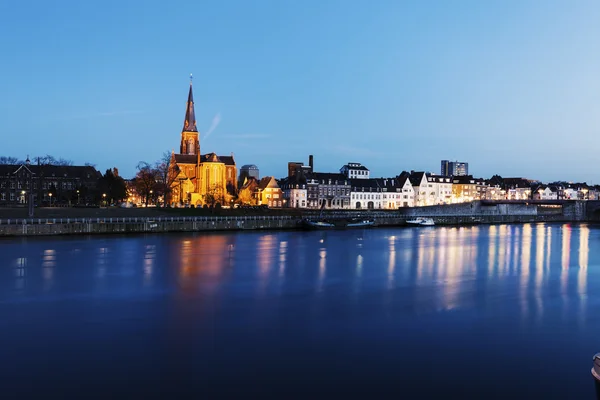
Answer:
0, 215, 295, 225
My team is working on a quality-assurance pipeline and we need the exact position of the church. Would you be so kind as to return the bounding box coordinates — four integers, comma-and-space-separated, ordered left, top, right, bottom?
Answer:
169, 78, 237, 206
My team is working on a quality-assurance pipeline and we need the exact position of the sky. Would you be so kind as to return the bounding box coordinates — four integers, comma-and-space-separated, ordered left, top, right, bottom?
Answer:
1, 0, 599, 182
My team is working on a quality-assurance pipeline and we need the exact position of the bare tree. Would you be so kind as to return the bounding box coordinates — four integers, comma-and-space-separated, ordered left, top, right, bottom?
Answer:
135, 162, 158, 206
154, 151, 177, 207
34, 155, 73, 166
0, 156, 23, 164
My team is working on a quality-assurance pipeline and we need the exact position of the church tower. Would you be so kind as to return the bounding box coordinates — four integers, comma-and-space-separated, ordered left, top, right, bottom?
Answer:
180, 75, 200, 157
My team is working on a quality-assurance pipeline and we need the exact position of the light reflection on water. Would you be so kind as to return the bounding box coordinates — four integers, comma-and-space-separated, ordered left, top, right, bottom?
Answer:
0, 224, 598, 397
0, 224, 594, 315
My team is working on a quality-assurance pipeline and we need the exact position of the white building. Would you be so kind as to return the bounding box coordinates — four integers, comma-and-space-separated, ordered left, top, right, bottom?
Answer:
349, 174, 414, 209
534, 186, 558, 200
409, 172, 452, 206
279, 176, 308, 208
340, 162, 370, 180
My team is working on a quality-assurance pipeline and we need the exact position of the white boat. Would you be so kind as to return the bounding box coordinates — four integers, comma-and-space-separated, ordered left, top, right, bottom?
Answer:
406, 218, 435, 226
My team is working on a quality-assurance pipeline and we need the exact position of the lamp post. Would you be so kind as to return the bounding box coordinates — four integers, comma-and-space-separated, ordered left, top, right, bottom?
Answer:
77, 189, 80, 205
49, 192, 52, 207
102, 193, 106, 207
21, 190, 25, 205
150, 190, 153, 206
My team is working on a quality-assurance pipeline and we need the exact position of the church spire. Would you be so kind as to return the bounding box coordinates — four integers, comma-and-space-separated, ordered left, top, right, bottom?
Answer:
182, 74, 197, 132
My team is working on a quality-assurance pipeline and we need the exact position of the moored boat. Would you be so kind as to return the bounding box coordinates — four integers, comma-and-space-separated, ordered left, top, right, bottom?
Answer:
406, 217, 435, 226
346, 219, 375, 228
301, 219, 336, 229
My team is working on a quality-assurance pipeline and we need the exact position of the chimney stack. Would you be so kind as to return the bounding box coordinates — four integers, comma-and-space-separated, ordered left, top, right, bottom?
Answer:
309, 155, 314, 172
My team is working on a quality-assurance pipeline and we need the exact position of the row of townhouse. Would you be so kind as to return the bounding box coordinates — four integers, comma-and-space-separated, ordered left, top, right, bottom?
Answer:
534, 183, 600, 200
275, 157, 600, 210
279, 161, 456, 210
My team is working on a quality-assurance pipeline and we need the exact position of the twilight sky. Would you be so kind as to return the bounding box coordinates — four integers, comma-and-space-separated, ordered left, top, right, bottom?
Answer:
1, 0, 599, 182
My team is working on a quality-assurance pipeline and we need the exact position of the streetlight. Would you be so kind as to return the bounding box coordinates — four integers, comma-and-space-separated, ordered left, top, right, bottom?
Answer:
21, 190, 25, 204
150, 190, 153, 206
102, 193, 106, 207
49, 192, 52, 207
76, 189, 80, 205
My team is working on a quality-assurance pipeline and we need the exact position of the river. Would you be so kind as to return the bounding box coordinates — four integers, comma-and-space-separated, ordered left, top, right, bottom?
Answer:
0, 224, 597, 398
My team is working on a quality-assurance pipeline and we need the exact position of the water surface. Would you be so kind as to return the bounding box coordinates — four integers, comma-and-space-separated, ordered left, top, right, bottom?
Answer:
0, 224, 598, 398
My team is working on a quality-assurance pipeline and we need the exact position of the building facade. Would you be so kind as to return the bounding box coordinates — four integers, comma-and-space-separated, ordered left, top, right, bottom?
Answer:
239, 164, 259, 187
0, 160, 101, 206
340, 162, 370, 179
441, 160, 469, 176
257, 176, 283, 208
169, 79, 237, 206
279, 175, 307, 208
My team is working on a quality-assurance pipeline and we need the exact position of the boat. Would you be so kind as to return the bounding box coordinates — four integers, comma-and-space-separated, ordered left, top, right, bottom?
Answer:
346, 218, 375, 228
406, 217, 435, 226
301, 219, 336, 229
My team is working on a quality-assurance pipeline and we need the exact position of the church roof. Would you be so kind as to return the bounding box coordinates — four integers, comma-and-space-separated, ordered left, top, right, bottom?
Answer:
219, 155, 235, 166
182, 81, 197, 132
199, 153, 235, 166
174, 154, 197, 164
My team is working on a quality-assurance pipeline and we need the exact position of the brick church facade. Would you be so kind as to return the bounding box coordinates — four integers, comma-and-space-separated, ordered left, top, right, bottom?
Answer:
169, 79, 237, 206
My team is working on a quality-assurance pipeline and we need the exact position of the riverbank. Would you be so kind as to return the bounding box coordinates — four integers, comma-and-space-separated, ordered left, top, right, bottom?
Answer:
0, 200, 597, 237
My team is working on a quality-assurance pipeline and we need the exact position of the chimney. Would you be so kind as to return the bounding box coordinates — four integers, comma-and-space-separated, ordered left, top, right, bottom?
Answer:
309, 155, 313, 172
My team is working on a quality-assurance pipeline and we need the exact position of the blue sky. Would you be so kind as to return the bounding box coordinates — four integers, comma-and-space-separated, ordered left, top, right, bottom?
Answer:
1, 0, 599, 182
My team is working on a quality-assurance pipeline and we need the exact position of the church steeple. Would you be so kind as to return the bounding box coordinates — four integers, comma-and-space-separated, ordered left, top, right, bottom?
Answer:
180, 75, 200, 156
182, 75, 197, 133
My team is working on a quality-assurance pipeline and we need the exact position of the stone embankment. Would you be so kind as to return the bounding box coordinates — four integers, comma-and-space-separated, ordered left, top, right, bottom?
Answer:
0, 200, 597, 237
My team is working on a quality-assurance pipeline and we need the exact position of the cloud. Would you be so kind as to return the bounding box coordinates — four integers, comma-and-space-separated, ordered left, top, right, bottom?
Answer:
203, 113, 222, 140
56, 110, 145, 121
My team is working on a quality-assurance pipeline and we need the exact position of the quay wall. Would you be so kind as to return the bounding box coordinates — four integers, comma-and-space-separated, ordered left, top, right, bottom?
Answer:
0, 216, 299, 237
0, 201, 595, 237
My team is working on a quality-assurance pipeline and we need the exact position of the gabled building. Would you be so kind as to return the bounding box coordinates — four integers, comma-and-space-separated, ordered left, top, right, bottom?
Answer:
408, 171, 429, 206
396, 172, 415, 207
408, 171, 452, 206
257, 176, 283, 208
532, 185, 558, 200
169, 78, 237, 206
